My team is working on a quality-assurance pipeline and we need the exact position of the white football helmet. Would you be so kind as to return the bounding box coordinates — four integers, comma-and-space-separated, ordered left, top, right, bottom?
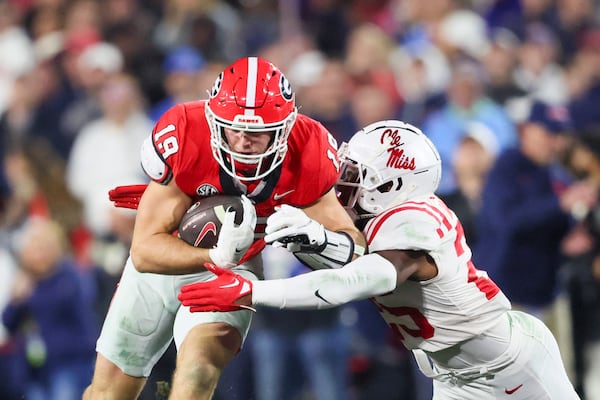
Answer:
336, 120, 442, 216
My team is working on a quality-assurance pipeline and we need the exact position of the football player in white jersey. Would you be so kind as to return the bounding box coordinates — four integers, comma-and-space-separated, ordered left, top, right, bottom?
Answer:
179, 120, 580, 399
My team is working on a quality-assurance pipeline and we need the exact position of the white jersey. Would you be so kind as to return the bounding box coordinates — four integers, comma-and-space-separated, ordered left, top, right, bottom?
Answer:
365, 194, 511, 352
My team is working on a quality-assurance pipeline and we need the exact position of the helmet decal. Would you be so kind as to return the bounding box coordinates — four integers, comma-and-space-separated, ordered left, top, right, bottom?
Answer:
280, 74, 293, 101
379, 128, 416, 170
387, 147, 416, 171
380, 127, 404, 146
209, 72, 223, 98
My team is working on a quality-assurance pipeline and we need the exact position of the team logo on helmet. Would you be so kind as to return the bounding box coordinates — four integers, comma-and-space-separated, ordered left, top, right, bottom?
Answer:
387, 147, 416, 170
380, 128, 403, 146
279, 74, 293, 101
209, 73, 223, 98
380, 128, 416, 170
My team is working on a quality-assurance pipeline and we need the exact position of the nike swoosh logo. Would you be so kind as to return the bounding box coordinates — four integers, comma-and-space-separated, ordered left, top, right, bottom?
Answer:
504, 384, 523, 395
314, 289, 331, 304
241, 281, 251, 295
221, 278, 240, 289
194, 222, 217, 247
274, 189, 295, 200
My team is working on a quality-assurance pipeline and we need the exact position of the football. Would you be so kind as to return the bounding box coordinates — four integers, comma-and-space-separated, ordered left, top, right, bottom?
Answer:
178, 195, 244, 248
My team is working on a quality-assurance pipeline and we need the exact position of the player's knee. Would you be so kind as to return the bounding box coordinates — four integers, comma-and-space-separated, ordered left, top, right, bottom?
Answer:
171, 360, 221, 399
83, 384, 108, 400
170, 323, 241, 398
82, 385, 92, 400
85, 354, 147, 400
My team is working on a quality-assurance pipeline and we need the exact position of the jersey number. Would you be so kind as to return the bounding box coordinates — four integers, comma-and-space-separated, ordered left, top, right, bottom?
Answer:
371, 301, 434, 341
454, 219, 500, 300
326, 132, 340, 172
371, 211, 499, 342
154, 124, 179, 159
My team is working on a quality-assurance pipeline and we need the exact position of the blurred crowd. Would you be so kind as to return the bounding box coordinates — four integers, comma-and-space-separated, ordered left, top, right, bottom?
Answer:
0, 0, 600, 399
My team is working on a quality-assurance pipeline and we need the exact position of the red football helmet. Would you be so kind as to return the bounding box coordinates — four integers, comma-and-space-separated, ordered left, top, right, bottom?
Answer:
206, 57, 298, 181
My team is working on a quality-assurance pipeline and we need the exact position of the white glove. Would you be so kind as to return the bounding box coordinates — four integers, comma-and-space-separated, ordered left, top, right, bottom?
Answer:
264, 204, 325, 252
209, 195, 257, 268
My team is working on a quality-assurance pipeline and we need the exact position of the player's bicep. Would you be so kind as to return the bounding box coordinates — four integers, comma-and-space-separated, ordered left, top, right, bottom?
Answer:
133, 180, 191, 241
376, 249, 438, 282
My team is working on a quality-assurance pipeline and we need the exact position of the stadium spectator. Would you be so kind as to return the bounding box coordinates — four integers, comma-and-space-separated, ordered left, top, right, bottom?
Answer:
390, 41, 450, 126
514, 22, 568, 104
104, 19, 166, 107
2, 217, 98, 400
569, 27, 600, 131
149, 46, 206, 122
473, 100, 597, 373
481, 28, 528, 108
0, 1, 35, 115
485, 0, 558, 40
554, 0, 597, 64
0, 68, 43, 152
287, 53, 356, 144
344, 23, 402, 112
0, 226, 26, 400
435, 7, 491, 61
561, 129, 600, 399
421, 57, 517, 195
440, 122, 499, 248
152, 0, 242, 61
66, 72, 150, 275
37, 37, 123, 160
350, 83, 398, 135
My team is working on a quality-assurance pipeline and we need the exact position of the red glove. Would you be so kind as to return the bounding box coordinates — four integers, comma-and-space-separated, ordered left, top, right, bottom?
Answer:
108, 184, 148, 209
178, 263, 255, 312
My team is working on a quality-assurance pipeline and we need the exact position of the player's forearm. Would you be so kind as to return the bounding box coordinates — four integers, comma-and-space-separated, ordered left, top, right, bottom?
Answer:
252, 253, 397, 309
338, 227, 366, 259
305, 188, 367, 258
131, 233, 211, 274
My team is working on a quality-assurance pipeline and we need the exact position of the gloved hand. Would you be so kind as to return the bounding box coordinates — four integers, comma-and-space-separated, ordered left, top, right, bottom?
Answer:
209, 195, 257, 268
178, 263, 255, 312
108, 184, 149, 209
264, 204, 325, 252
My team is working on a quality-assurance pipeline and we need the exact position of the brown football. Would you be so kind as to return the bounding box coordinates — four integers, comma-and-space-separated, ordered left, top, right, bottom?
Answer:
177, 195, 244, 248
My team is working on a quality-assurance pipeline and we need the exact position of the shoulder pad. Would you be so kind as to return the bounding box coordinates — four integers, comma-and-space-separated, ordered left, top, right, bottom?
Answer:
366, 205, 445, 252
140, 136, 172, 184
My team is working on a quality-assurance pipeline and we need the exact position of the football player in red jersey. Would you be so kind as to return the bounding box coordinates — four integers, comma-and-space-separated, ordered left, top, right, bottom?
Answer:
83, 57, 365, 400
179, 120, 580, 399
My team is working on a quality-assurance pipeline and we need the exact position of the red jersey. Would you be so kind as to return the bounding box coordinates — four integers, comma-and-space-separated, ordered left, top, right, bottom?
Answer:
141, 100, 340, 261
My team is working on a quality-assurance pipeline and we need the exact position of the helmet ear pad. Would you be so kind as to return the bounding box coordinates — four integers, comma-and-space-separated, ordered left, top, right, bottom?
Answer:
377, 178, 401, 195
